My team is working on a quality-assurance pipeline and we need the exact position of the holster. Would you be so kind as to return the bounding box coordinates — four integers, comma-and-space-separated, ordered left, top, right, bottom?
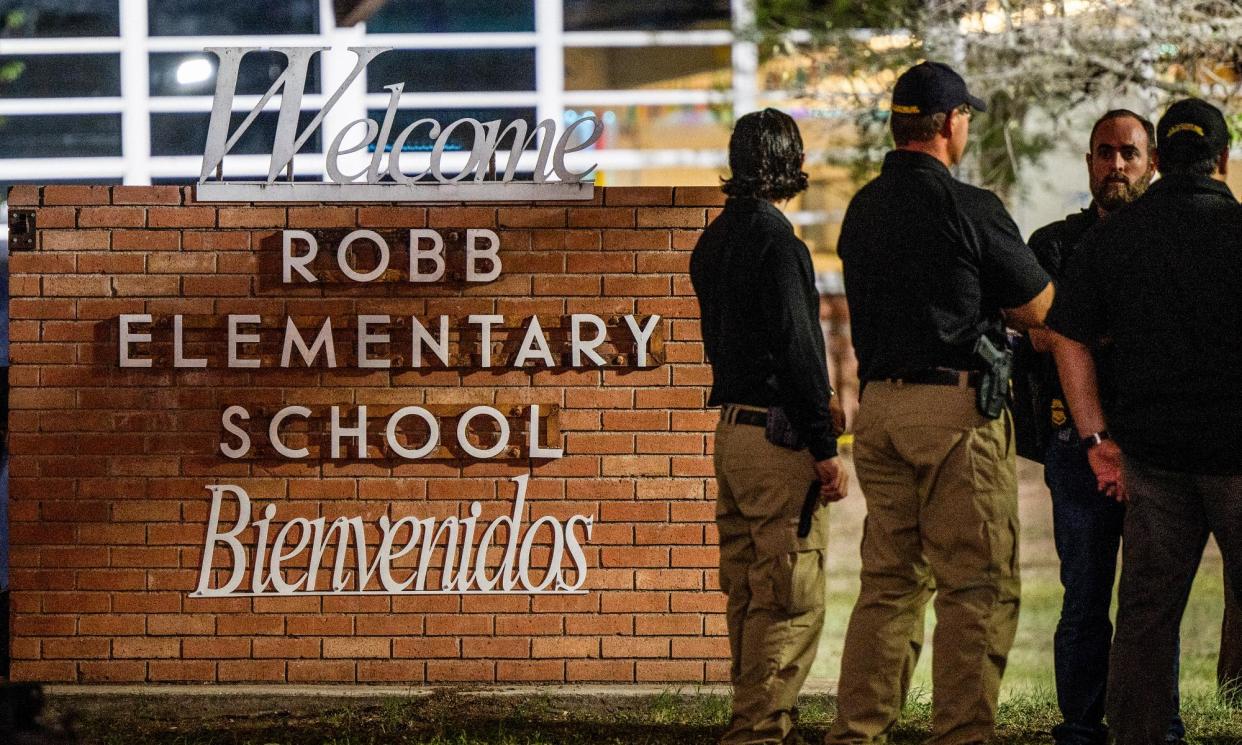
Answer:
764, 405, 805, 450
973, 334, 1013, 420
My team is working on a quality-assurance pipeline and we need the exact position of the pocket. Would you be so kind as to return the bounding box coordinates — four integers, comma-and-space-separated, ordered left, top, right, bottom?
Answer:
968, 416, 1016, 497
772, 549, 826, 616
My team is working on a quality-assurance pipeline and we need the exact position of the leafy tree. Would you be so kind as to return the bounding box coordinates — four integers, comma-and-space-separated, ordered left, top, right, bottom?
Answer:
751, 0, 1242, 200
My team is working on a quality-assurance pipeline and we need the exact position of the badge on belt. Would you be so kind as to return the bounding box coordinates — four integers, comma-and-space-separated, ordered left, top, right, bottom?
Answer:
1050, 397, 1067, 427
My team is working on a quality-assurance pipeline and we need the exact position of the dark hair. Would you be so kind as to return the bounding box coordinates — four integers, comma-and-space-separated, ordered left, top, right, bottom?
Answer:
721, 108, 808, 202
890, 111, 948, 146
1089, 109, 1155, 153
1159, 153, 1220, 176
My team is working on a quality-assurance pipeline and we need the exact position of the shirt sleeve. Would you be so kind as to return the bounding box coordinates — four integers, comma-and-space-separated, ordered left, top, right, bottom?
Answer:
759, 233, 838, 461
974, 193, 1051, 309
1045, 240, 1108, 344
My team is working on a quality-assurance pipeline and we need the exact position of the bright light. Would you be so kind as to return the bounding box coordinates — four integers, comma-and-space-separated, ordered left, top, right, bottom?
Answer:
175, 57, 214, 86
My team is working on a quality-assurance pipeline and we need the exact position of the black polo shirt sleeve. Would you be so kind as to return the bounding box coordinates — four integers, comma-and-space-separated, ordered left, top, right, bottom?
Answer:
758, 233, 838, 461
972, 191, 1051, 309
1045, 242, 1108, 345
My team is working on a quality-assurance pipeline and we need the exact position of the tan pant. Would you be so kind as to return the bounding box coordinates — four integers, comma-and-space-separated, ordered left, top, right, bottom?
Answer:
715, 407, 828, 745
827, 382, 1020, 745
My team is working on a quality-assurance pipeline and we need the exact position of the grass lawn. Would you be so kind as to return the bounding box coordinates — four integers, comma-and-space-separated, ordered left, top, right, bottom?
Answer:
816, 456, 1232, 700
37, 457, 1242, 744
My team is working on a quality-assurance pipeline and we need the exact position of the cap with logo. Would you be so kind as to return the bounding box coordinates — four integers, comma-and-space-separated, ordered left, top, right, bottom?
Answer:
891, 61, 988, 116
1157, 97, 1231, 163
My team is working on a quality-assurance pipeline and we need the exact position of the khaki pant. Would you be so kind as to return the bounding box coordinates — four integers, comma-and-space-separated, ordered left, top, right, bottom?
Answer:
715, 408, 828, 745
827, 382, 1020, 745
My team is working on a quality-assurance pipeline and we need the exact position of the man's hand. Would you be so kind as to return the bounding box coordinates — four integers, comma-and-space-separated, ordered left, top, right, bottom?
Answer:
829, 395, 847, 436
815, 457, 850, 504
1088, 439, 1128, 502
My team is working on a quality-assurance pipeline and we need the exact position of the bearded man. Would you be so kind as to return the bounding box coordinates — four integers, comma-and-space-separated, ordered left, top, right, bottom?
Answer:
1025, 109, 1183, 745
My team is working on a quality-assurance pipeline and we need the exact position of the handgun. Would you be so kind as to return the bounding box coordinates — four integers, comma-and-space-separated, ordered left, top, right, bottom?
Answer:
798, 480, 821, 538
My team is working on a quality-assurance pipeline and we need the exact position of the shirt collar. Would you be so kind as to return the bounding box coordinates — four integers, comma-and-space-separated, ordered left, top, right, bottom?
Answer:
882, 149, 952, 177
725, 196, 793, 230
1144, 173, 1236, 201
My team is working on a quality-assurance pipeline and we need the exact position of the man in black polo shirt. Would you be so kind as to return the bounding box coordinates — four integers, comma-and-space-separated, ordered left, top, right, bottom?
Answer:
691, 108, 848, 745
826, 62, 1053, 745
1046, 98, 1242, 745
1023, 110, 1187, 745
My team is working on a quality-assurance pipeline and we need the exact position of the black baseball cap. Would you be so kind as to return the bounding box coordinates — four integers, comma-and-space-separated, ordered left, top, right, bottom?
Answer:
891, 61, 988, 116
1157, 98, 1231, 161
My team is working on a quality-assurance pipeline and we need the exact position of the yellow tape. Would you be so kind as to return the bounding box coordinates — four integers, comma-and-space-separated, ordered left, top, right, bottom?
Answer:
1166, 122, 1204, 138
891, 104, 921, 115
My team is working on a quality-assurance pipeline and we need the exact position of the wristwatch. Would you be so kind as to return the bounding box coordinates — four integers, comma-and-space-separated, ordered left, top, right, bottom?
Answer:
1081, 430, 1112, 450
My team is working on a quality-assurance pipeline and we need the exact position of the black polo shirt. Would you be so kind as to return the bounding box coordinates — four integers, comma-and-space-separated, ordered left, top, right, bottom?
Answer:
839, 150, 1049, 381
1046, 174, 1242, 475
690, 196, 837, 460
1026, 206, 1102, 435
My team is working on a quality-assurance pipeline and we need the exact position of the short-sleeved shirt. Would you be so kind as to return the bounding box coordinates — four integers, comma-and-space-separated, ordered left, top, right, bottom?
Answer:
690, 196, 837, 460
1026, 207, 1102, 435
839, 150, 1049, 381
1046, 174, 1242, 475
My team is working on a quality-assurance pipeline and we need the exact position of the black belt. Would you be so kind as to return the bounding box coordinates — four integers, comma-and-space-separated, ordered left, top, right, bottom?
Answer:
882, 368, 981, 388
720, 404, 767, 427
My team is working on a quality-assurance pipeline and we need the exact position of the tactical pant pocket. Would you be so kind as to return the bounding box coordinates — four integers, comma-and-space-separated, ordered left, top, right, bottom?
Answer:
774, 549, 826, 616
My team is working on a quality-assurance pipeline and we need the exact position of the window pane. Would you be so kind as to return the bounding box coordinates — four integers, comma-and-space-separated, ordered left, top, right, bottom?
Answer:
366, 50, 535, 93
367, 108, 538, 154
149, 51, 322, 97
0, 0, 120, 37
149, 0, 317, 36
367, 0, 534, 33
0, 114, 121, 157
564, 0, 730, 30
150, 111, 322, 157
0, 54, 120, 97
571, 104, 730, 150
564, 46, 731, 90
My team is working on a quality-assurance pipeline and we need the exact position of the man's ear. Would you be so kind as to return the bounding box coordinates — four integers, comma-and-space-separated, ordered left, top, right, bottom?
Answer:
940, 111, 956, 140
1217, 147, 1230, 177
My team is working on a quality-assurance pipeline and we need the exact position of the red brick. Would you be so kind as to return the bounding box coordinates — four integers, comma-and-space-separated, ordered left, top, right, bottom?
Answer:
41, 230, 110, 250
44, 185, 110, 205
357, 206, 427, 227
7, 185, 41, 205
219, 207, 286, 228
498, 660, 564, 681
288, 660, 355, 682
148, 207, 216, 228
219, 660, 284, 682
636, 660, 704, 682
78, 206, 145, 228
112, 230, 179, 250
498, 207, 566, 228
427, 660, 494, 682
605, 187, 673, 206
426, 207, 496, 227
636, 208, 706, 228
113, 186, 182, 205
673, 186, 727, 206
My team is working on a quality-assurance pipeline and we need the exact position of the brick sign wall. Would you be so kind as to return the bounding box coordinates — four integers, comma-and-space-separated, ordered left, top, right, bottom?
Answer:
5, 184, 731, 685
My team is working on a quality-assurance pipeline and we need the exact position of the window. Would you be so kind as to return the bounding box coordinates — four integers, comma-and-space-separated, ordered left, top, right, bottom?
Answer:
0, 0, 120, 37
563, 0, 730, 30
0, 54, 120, 98
367, 107, 538, 152
0, 114, 122, 158
150, 111, 322, 157
149, 51, 322, 97
365, 50, 535, 94
148, 0, 317, 36
367, 1, 534, 33
564, 46, 731, 90
568, 104, 730, 150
